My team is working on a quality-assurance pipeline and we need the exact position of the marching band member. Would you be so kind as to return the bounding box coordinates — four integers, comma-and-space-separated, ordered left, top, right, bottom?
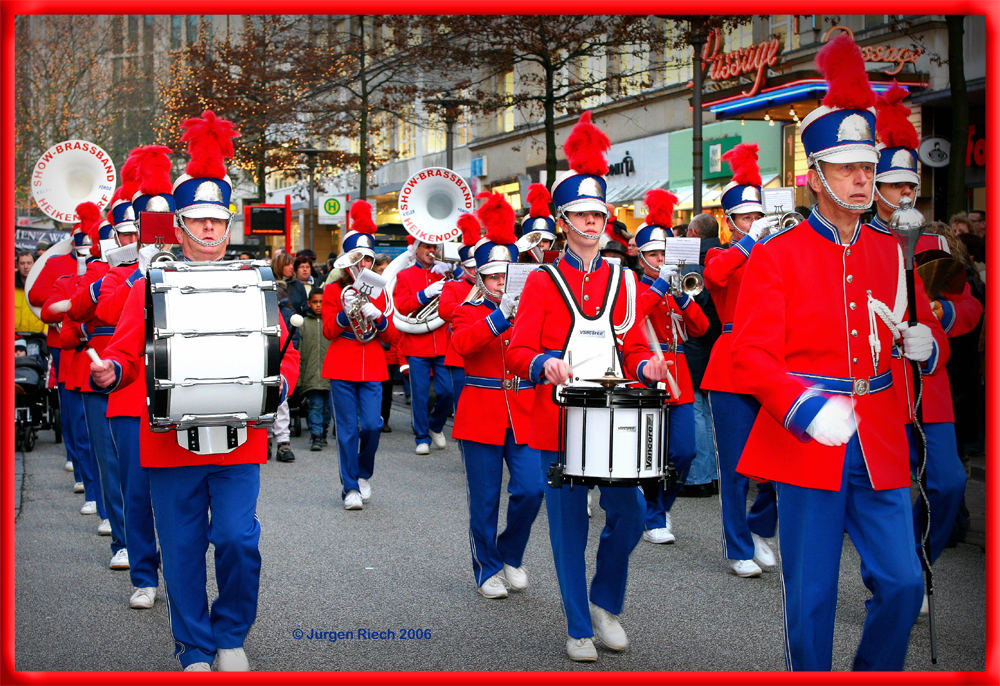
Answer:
519, 183, 558, 261
508, 111, 674, 662
321, 200, 399, 510
393, 232, 454, 455
90, 111, 299, 672
633, 189, 709, 544
701, 142, 778, 578
438, 213, 482, 410
730, 35, 945, 670
871, 86, 979, 578
452, 192, 543, 599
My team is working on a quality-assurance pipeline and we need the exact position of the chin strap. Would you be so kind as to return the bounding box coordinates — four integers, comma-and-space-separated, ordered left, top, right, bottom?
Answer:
175, 213, 233, 248
810, 157, 875, 212
558, 209, 604, 240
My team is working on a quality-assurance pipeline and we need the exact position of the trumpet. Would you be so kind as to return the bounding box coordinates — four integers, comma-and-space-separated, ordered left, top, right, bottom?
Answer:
763, 209, 806, 236
667, 270, 704, 297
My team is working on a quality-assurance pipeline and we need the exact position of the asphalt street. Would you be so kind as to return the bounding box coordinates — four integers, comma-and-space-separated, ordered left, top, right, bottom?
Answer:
13, 396, 987, 675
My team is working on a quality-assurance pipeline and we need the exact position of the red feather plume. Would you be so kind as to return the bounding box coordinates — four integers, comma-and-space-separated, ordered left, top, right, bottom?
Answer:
721, 143, 762, 187
875, 83, 919, 150
134, 145, 175, 196
348, 200, 377, 234
563, 111, 610, 176
644, 189, 678, 229
476, 191, 517, 245
75, 201, 101, 228
180, 110, 240, 179
457, 212, 481, 246
817, 33, 874, 110
525, 183, 552, 218
119, 147, 144, 202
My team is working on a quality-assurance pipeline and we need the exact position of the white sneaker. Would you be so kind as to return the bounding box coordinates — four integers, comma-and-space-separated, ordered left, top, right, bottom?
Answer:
344, 491, 363, 510
64, 460, 74, 472
97, 518, 111, 536
73, 481, 84, 494
729, 558, 762, 578
109, 548, 130, 570
478, 572, 508, 599
215, 647, 249, 671
643, 517, 676, 544
183, 662, 211, 671
358, 478, 372, 502
415, 443, 430, 456
589, 602, 629, 651
129, 586, 157, 609
920, 593, 929, 617
752, 533, 777, 569
587, 490, 593, 518
429, 430, 447, 450
566, 636, 598, 662
80, 500, 97, 515
503, 564, 528, 591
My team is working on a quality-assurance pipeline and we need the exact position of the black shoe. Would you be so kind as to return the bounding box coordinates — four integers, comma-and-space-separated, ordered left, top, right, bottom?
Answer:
319, 437, 328, 447
310, 436, 322, 451
679, 482, 717, 498
381, 425, 392, 433
267, 437, 273, 461
276, 443, 295, 462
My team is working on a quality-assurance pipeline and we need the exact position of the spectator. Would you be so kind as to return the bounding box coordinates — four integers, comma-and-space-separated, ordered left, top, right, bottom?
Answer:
968, 209, 985, 237
950, 212, 972, 237
34, 240, 50, 259
672, 222, 688, 238
289, 255, 315, 315
271, 251, 295, 285
14, 250, 46, 334
299, 287, 332, 451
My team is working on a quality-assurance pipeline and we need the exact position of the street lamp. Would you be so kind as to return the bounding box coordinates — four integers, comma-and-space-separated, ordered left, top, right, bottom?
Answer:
290, 144, 336, 251
425, 95, 476, 170
689, 21, 708, 216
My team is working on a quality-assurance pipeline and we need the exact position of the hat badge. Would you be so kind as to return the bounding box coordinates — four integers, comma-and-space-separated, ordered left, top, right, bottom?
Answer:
740, 186, 761, 202
576, 177, 603, 198
194, 180, 223, 203
147, 196, 172, 212
890, 149, 916, 170
836, 114, 873, 143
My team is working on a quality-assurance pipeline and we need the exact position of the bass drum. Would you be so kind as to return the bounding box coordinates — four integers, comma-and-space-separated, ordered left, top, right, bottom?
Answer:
145, 260, 281, 452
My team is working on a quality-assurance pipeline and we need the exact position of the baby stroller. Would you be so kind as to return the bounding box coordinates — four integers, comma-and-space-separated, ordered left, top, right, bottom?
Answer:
14, 332, 60, 451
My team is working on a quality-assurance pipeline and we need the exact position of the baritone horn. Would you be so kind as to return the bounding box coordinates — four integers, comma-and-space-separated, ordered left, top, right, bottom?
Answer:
333, 250, 384, 339
515, 230, 547, 263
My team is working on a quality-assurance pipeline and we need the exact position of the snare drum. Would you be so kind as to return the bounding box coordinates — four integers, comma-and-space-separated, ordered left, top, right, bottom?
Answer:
145, 260, 281, 441
553, 384, 671, 487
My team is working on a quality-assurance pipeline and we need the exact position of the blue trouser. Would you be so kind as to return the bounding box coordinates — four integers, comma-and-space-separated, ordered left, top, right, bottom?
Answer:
60, 386, 103, 516
541, 450, 645, 639
304, 389, 331, 438
81, 392, 126, 553
460, 431, 544, 586
446, 365, 465, 414
909, 422, 967, 565
686, 390, 718, 485
709, 390, 777, 560
775, 436, 923, 671
51, 350, 81, 481
645, 402, 696, 529
147, 463, 261, 669
109, 416, 159, 588
406, 355, 453, 445
330, 380, 382, 498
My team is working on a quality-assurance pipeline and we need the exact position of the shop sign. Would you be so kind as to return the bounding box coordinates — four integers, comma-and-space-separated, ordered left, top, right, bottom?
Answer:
918, 137, 950, 168
701, 29, 781, 98
823, 26, 923, 76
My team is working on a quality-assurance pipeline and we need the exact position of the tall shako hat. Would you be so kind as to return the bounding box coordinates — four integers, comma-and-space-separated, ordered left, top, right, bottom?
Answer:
91, 218, 115, 258
635, 189, 678, 255
109, 149, 143, 242
521, 183, 556, 241
800, 33, 877, 168
172, 110, 240, 223
131, 145, 176, 215
73, 202, 101, 257
551, 111, 611, 228
473, 191, 519, 278
342, 200, 377, 259
874, 83, 920, 186
720, 143, 764, 216
457, 213, 482, 268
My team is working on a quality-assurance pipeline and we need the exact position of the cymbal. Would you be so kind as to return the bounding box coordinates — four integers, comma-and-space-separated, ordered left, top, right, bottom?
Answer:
582, 373, 628, 388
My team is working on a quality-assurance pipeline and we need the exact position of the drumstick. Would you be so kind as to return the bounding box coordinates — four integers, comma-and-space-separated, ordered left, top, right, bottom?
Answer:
85, 348, 102, 365
644, 317, 682, 399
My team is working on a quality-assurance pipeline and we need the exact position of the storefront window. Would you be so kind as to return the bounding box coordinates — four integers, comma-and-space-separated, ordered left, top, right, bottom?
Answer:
768, 15, 799, 52
491, 181, 522, 212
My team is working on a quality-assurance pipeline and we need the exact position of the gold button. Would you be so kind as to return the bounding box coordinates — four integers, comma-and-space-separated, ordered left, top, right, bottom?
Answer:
583, 295, 590, 301
504, 339, 510, 345
852, 357, 859, 364
584, 276, 589, 282
846, 248, 851, 256
849, 302, 856, 310
846, 275, 854, 283
851, 329, 858, 337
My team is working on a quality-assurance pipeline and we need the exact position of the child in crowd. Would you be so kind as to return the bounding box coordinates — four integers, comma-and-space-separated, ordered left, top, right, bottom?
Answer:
299, 287, 333, 450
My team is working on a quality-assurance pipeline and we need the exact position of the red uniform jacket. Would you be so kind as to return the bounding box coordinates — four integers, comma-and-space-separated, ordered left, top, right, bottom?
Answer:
28, 252, 78, 350
731, 214, 945, 491
321, 281, 399, 382
97, 273, 300, 468
66, 260, 110, 323
507, 250, 655, 452
451, 298, 533, 445
636, 274, 709, 405
392, 262, 449, 358
97, 266, 146, 417
41, 275, 88, 391
439, 277, 476, 368
701, 234, 756, 393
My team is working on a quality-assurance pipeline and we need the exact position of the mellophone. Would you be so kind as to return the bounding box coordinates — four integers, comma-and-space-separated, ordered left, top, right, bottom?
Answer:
145, 260, 282, 452
549, 378, 676, 495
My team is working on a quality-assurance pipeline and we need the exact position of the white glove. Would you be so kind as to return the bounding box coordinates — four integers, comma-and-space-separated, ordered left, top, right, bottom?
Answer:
805, 396, 858, 447
499, 292, 517, 319
658, 264, 679, 283
430, 261, 452, 276
49, 299, 72, 315
136, 244, 161, 276
361, 302, 382, 322
748, 215, 780, 241
422, 280, 446, 299
76, 254, 88, 276
898, 321, 934, 362
341, 289, 359, 309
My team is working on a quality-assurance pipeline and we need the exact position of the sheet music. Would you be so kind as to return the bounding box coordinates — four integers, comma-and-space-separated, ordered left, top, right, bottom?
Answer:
504, 262, 539, 299
663, 237, 701, 265
355, 268, 386, 299
761, 186, 796, 215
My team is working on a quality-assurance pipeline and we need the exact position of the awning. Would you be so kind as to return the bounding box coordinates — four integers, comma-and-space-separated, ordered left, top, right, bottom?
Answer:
673, 175, 778, 211
606, 177, 670, 205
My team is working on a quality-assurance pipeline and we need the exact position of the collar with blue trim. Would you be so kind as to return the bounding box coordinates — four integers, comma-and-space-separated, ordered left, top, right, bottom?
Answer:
807, 207, 862, 246
640, 274, 656, 286
561, 246, 603, 273
869, 213, 890, 231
